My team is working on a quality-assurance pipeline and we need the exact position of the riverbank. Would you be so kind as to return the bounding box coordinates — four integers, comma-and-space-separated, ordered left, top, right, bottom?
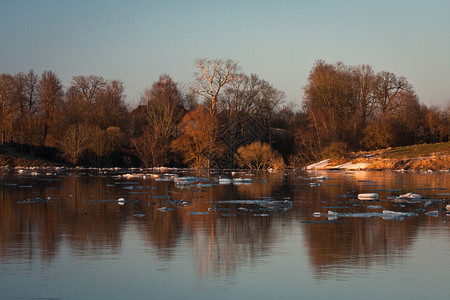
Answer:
2, 142, 449, 171
307, 142, 450, 171
0, 144, 61, 167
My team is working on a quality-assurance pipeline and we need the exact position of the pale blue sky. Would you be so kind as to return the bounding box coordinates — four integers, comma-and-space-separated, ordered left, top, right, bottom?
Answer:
1, 0, 449, 107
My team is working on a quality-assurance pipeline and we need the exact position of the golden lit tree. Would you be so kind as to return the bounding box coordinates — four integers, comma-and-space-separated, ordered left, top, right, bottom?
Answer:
234, 141, 284, 170
172, 107, 225, 168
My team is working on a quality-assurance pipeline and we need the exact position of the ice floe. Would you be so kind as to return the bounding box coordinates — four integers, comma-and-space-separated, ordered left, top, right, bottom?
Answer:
424, 211, 439, 217
325, 210, 418, 219
358, 193, 379, 200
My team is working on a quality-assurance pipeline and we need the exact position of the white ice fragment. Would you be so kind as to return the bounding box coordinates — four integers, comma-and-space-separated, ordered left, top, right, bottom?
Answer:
358, 193, 379, 200
398, 192, 422, 199
218, 178, 232, 184
424, 211, 438, 217
382, 210, 418, 217
367, 205, 382, 209
313, 212, 322, 217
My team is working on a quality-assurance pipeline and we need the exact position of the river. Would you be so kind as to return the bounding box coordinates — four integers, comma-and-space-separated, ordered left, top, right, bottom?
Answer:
0, 168, 449, 299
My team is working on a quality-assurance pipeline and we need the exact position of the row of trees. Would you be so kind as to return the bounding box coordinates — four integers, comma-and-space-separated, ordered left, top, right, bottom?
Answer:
298, 60, 450, 161
1, 59, 449, 168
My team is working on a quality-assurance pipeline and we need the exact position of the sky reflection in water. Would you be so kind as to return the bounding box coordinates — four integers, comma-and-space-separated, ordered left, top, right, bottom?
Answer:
0, 168, 449, 299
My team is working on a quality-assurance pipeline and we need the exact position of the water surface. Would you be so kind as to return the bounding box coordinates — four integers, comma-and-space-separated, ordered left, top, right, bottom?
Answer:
1, 168, 449, 299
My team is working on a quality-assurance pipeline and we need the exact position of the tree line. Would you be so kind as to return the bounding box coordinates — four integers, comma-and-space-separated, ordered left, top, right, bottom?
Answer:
1, 59, 449, 168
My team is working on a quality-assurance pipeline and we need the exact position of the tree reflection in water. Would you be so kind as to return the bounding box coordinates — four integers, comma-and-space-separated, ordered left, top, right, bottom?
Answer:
0, 168, 448, 280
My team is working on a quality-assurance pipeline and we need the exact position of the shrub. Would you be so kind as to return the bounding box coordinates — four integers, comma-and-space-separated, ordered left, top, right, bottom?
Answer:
321, 141, 349, 160
235, 141, 285, 170
361, 123, 394, 150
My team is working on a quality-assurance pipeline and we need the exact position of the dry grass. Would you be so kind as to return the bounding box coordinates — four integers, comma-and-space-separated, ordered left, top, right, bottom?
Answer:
0, 144, 59, 167
345, 142, 450, 171
353, 155, 450, 171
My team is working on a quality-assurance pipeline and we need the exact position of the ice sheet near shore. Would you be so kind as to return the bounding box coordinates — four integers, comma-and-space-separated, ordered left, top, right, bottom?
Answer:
306, 159, 369, 170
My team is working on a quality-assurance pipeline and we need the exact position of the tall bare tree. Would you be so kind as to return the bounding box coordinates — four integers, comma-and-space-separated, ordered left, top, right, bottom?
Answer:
38, 71, 64, 146
71, 75, 106, 103
351, 65, 376, 125
132, 74, 183, 167
94, 80, 129, 130
191, 58, 240, 116
0, 74, 17, 143
303, 60, 355, 149
373, 71, 410, 119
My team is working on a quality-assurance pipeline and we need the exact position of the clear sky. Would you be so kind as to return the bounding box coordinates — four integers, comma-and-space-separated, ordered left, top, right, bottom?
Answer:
1, 0, 449, 108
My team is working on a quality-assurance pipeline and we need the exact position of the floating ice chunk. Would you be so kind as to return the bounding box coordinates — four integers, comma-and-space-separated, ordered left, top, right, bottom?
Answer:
219, 178, 232, 184
313, 212, 322, 217
382, 210, 418, 217
208, 207, 230, 212
367, 205, 382, 209
326, 210, 418, 218
423, 201, 432, 207
424, 211, 439, 217
174, 177, 197, 185
358, 193, 379, 200
197, 183, 213, 188
233, 178, 252, 184
261, 200, 293, 211
310, 176, 329, 181
157, 207, 174, 212
300, 220, 346, 224
18, 197, 50, 204
155, 173, 178, 182
398, 193, 422, 199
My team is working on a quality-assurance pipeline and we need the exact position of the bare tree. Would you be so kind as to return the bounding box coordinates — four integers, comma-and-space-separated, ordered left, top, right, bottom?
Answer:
94, 80, 129, 130
71, 75, 106, 103
191, 58, 240, 116
38, 71, 64, 146
351, 65, 376, 125
219, 73, 284, 166
132, 74, 184, 167
0, 74, 18, 143
59, 122, 91, 165
303, 60, 355, 149
373, 71, 410, 119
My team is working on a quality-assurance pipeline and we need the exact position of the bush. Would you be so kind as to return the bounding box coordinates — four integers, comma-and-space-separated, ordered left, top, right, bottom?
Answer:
321, 141, 349, 160
361, 123, 394, 150
235, 141, 285, 170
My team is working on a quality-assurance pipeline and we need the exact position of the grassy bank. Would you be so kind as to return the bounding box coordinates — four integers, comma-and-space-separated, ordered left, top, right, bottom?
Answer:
352, 142, 450, 171
0, 144, 61, 167
2, 142, 449, 171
